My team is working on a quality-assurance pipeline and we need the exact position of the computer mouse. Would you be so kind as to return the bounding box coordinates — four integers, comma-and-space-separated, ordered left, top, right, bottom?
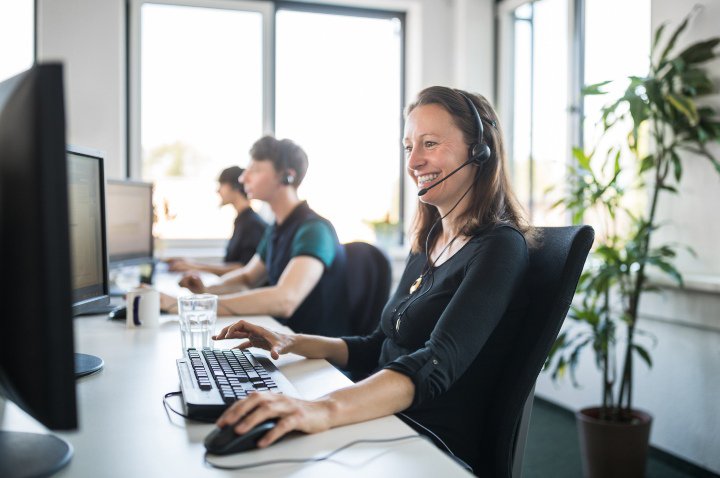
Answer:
204, 419, 278, 455
108, 305, 126, 320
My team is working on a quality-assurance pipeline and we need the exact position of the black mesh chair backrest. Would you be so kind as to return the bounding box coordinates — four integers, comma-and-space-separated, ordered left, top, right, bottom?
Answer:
344, 242, 392, 336
476, 225, 594, 477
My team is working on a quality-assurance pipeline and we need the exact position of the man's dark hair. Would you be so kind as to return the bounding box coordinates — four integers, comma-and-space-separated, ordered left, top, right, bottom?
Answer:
249, 136, 309, 187
218, 166, 246, 196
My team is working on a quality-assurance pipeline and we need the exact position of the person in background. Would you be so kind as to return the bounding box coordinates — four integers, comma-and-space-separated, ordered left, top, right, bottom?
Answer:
160, 136, 351, 337
208, 87, 537, 475
165, 166, 267, 275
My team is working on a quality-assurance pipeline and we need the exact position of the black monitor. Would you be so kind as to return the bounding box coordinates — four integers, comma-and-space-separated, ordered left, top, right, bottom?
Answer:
67, 146, 111, 317
0, 64, 76, 476
106, 179, 154, 267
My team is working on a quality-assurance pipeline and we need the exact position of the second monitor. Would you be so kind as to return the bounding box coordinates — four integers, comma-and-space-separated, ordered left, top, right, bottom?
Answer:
106, 180, 154, 267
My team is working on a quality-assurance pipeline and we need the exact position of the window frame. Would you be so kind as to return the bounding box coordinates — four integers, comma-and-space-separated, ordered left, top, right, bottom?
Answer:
496, 0, 584, 224
127, 0, 406, 245
128, 0, 275, 183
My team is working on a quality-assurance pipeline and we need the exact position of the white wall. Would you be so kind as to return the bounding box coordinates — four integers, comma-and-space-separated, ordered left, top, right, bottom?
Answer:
535, 1, 720, 473
37, 0, 126, 179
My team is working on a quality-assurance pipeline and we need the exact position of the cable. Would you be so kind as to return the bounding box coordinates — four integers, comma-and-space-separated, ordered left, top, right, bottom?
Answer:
204, 434, 426, 471
162, 391, 216, 424
397, 412, 473, 473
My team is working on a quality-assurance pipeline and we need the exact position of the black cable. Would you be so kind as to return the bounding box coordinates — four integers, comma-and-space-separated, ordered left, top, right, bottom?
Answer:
203, 434, 427, 471
162, 391, 216, 424
397, 412, 472, 473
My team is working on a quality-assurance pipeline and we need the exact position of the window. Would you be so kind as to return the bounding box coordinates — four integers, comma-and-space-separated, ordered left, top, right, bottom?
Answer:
0, 1, 34, 82
504, 0, 570, 226
275, 7, 403, 244
498, 0, 650, 227
131, 1, 404, 247
131, 0, 271, 240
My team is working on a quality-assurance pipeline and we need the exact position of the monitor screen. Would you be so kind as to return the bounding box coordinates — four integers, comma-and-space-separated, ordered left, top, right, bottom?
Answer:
106, 180, 154, 265
0, 64, 77, 435
67, 147, 110, 315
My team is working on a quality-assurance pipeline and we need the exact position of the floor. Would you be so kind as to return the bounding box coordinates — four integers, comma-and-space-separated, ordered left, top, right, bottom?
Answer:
522, 399, 718, 478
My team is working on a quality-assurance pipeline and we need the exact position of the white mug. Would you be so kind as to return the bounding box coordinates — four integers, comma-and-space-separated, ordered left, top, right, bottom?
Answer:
126, 287, 160, 328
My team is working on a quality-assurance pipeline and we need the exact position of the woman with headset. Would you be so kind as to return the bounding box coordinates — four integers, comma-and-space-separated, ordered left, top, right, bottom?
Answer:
159, 135, 351, 337
210, 87, 536, 473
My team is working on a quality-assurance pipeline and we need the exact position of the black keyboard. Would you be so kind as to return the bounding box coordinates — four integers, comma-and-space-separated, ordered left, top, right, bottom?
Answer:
176, 347, 299, 420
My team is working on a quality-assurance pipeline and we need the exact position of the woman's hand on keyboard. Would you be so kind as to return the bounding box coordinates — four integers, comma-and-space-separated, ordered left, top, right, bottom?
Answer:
213, 320, 294, 360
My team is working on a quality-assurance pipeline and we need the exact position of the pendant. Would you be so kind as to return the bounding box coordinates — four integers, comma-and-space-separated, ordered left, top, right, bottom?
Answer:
409, 275, 423, 294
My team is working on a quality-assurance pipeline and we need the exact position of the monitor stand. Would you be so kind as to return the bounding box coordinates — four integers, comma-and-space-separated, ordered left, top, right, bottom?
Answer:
74, 353, 104, 378
0, 431, 73, 477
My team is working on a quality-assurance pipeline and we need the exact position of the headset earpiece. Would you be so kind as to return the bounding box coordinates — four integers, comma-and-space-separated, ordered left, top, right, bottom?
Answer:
282, 173, 295, 186
459, 92, 491, 165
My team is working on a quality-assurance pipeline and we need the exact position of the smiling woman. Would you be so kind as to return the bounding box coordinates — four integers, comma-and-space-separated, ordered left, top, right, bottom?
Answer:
205, 87, 538, 475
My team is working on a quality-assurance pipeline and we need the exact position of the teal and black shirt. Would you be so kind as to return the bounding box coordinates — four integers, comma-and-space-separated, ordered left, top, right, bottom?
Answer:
256, 201, 350, 336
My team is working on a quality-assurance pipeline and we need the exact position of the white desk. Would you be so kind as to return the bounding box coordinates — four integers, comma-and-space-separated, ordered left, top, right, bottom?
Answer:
3, 311, 471, 478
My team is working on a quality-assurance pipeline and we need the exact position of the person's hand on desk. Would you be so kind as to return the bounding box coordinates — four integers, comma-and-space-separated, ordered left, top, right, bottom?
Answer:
178, 272, 206, 293
159, 291, 178, 313
166, 257, 197, 272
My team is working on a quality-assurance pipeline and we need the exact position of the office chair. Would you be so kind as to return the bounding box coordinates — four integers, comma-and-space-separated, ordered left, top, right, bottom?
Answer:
475, 225, 594, 477
344, 241, 392, 336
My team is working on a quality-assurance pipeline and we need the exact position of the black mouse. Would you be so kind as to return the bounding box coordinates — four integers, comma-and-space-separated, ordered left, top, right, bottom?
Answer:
108, 305, 126, 320
204, 419, 278, 455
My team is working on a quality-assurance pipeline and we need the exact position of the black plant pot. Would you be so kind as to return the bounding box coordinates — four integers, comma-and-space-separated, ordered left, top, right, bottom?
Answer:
576, 407, 652, 478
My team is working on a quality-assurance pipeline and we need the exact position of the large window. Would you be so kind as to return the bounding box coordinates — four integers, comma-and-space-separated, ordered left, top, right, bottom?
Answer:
132, 0, 270, 240
498, 0, 650, 227
131, 1, 404, 246
508, 0, 569, 226
0, 1, 34, 82
275, 7, 403, 243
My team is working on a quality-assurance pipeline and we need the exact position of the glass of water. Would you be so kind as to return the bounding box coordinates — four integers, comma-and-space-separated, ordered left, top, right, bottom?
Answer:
178, 294, 218, 353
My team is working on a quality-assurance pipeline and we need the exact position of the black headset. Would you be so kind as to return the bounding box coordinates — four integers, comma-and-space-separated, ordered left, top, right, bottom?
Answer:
458, 92, 491, 165
277, 140, 296, 186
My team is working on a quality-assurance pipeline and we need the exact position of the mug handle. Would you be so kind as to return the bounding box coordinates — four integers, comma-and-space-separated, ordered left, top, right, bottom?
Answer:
132, 296, 142, 326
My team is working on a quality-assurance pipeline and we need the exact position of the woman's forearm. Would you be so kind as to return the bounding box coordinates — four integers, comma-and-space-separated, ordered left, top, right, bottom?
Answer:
288, 334, 349, 368
320, 369, 415, 427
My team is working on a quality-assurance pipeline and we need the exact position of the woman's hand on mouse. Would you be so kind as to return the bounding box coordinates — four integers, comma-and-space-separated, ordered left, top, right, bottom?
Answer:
213, 320, 294, 360
216, 392, 332, 448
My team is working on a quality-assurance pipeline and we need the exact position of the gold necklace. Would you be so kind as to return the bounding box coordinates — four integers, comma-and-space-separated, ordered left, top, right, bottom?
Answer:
409, 232, 462, 294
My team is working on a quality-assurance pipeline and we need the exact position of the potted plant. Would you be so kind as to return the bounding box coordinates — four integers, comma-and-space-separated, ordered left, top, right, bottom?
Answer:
545, 12, 720, 477
365, 212, 400, 250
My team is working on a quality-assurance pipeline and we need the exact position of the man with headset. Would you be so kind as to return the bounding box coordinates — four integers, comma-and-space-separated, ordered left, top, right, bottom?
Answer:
160, 136, 351, 337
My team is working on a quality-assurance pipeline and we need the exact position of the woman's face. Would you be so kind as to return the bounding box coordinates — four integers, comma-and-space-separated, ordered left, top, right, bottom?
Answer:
404, 103, 474, 211
239, 159, 281, 202
216, 182, 235, 206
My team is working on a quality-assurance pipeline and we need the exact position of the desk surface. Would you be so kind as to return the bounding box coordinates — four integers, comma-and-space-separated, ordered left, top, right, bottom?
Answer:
4, 310, 470, 477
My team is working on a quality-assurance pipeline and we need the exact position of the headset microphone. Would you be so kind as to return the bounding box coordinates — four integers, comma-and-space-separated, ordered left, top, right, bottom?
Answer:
417, 158, 475, 196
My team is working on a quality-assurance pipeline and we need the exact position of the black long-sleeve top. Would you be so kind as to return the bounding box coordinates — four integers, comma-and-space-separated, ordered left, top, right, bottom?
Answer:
342, 225, 529, 472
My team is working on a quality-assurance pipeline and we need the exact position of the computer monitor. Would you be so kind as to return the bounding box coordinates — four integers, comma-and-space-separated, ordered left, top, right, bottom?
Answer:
106, 179, 154, 266
0, 64, 76, 475
67, 146, 111, 317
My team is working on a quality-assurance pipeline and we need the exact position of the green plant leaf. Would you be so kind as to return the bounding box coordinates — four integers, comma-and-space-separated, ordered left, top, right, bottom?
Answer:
670, 150, 683, 182
652, 22, 667, 55
659, 15, 690, 66
633, 344, 653, 368
677, 38, 720, 65
667, 92, 699, 125
583, 80, 612, 96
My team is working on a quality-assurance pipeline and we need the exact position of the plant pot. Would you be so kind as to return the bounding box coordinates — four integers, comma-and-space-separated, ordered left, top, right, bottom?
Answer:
576, 407, 652, 478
